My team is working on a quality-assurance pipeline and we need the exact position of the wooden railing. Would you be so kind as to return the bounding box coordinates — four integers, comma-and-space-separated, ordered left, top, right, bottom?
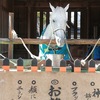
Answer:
1, 58, 96, 72
0, 38, 100, 59
0, 38, 100, 45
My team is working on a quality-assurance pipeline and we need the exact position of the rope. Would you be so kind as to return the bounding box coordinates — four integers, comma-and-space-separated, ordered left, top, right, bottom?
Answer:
65, 42, 74, 61
18, 37, 39, 60
1, 30, 39, 67
38, 33, 54, 64
81, 38, 100, 66
11, 29, 40, 59
11, 29, 54, 65
65, 37, 100, 66
0, 30, 18, 66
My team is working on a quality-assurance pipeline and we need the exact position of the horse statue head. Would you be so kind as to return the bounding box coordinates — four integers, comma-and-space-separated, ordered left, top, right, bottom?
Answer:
41, 3, 69, 47
49, 3, 70, 47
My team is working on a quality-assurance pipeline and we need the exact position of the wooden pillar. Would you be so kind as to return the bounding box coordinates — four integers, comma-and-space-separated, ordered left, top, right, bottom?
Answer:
27, 6, 31, 58
46, 11, 49, 26
74, 11, 77, 39
0, 0, 2, 37
81, 8, 88, 39
8, 12, 14, 58
40, 11, 43, 34
0, 1, 2, 54
33, 10, 37, 38
87, 5, 90, 39
68, 11, 71, 39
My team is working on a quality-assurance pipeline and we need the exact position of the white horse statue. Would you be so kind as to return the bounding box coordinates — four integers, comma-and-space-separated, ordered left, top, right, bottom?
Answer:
39, 3, 70, 60
7, 3, 71, 65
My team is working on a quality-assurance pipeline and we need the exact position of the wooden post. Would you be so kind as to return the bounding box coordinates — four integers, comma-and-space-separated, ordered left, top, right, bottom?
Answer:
74, 59, 81, 73
31, 58, 38, 72
45, 59, 52, 72
8, 12, 14, 58
17, 58, 24, 72
88, 59, 95, 73
2, 58, 10, 71
60, 60, 66, 72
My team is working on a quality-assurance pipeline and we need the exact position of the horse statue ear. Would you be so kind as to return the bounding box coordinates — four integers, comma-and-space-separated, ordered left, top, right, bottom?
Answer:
64, 4, 70, 11
49, 3, 55, 12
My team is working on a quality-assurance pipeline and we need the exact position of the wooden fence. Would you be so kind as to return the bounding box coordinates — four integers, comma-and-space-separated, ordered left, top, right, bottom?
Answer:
1, 38, 100, 59
1, 57, 96, 73
0, 58, 100, 100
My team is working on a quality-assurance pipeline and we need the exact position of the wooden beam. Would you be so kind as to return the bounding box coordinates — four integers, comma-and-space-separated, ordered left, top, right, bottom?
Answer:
0, 38, 100, 45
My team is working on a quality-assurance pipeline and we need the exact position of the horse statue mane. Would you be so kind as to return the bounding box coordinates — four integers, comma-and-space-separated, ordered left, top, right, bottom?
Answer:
39, 3, 70, 60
